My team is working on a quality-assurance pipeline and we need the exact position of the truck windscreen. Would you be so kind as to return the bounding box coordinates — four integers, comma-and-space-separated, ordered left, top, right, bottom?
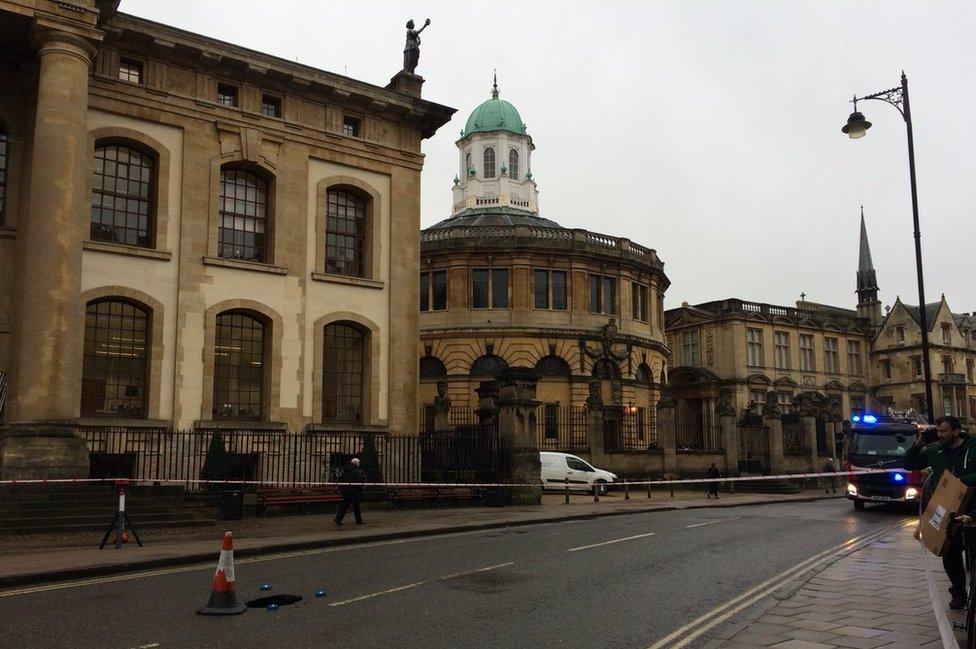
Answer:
850, 425, 915, 458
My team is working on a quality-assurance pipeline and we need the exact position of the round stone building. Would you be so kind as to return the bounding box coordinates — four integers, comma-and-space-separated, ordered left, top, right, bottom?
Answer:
418, 80, 670, 449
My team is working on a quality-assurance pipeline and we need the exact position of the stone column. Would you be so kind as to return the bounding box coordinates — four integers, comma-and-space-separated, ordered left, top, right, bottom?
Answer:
475, 380, 499, 425
657, 396, 677, 477
494, 368, 541, 505
719, 414, 738, 474
802, 415, 818, 472
765, 413, 785, 475
1, 29, 97, 479
586, 403, 605, 459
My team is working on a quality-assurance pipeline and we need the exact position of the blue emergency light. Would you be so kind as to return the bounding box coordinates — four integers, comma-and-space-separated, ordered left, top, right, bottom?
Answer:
863, 415, 878, 424
893, 473, 905, 482
851, 415, 861, 422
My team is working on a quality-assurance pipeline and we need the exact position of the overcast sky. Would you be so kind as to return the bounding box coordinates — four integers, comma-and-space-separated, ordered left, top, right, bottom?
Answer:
122, 0, 975, 313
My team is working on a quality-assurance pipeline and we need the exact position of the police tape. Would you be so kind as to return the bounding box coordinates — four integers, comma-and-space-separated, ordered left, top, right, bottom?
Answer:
0, 468, 907, 489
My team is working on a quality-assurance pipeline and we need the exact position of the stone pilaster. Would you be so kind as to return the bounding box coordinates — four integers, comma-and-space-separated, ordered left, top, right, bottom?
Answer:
802, 415, 819, 472
719, 414, 738, 474
765, 414, 786, 475
1, 28, 98, 478
494, 368, 541, 505
657, 398, 677, 477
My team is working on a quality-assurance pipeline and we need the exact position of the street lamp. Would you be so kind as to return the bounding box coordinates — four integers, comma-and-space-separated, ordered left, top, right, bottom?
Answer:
842, 72, 934, 423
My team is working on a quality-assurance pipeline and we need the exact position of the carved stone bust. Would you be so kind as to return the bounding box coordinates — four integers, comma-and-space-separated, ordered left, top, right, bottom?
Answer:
715, 389, 735, 417
433, 379, 451, 413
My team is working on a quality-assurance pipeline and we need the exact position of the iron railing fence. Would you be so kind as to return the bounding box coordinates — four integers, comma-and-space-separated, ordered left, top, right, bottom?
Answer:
536, 406, 588, 451
77, 426, 499, 491
738, 426, 770, 474
603, 407, 660, 452
675, 424, 723, 452
783, 425, 810, 455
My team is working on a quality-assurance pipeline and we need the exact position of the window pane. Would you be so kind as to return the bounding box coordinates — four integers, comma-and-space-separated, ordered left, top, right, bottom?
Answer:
589, 275, 600, 313
325, 189, 365, 277
509, 149, 519, 181
323, 323, 365, 422
90, 143, 154, 248
551, 271, 567, 310
602, 277, 615, 315
81, 300, 149, 417
432, 270, 447, 310
419, 271, 429, 312
0, 131, 8, 226
483, 147, 495, 178
472, 269, 489, 308
534, 269, 548, 309
213, 312, 264, 420
492, 268, 509, 308
218, 169, 268, 262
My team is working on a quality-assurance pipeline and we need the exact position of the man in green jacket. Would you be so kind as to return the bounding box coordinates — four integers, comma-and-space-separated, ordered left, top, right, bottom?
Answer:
903, 416, 975, 608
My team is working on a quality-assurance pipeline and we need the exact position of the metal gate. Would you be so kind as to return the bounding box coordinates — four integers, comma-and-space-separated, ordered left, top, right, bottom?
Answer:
420, 425, 499, 483
602, 406, 623, 451
738, 426, 770, 474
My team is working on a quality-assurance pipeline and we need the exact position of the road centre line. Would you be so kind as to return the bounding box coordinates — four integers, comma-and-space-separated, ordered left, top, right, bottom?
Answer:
567, 532, 655, 553
328, 561, 515, 607
685, 517, 740, 528
645, 518, 914, 649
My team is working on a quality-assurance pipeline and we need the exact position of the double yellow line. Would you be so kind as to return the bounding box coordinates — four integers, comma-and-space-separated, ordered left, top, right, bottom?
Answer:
646, 518, 914, 649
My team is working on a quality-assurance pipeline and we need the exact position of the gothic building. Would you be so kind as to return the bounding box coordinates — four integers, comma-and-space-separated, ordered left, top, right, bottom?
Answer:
418, 79, 670, 447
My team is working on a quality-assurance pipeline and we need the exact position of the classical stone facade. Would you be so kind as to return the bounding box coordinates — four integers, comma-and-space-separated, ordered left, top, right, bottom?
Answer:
418, 82, 670, 447
0, 1, 453, 477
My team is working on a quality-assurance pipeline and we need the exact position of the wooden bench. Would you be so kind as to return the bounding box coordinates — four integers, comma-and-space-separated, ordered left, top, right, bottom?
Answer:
387, 487, 481, 509
256, 486, 343, 516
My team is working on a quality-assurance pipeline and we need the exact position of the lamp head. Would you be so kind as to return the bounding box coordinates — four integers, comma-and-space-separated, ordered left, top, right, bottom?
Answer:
842, 110, 872, 139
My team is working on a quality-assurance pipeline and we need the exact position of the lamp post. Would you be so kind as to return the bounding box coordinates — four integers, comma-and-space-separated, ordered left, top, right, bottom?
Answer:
842, 72, 934, 423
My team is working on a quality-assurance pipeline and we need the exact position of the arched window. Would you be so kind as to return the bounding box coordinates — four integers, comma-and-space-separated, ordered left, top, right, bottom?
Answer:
0, 127, 8, 226
324, 323, 366, 422
219, 168, 268, 262
325, 189, 366, 277
509, 149, 519, 181
213, 311, 265, 420
91, 141, 155, 247
483, 147, 495, 178
464, 151, 472, 174
535, 355, 571, 377
470, 354, 508, 377
81, 299, 149, 417
635, 363, 653, 384
420, 355, 447, 379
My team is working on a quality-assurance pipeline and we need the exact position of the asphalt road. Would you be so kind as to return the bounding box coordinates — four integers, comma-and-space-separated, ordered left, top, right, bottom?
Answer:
0, 499, 910, 649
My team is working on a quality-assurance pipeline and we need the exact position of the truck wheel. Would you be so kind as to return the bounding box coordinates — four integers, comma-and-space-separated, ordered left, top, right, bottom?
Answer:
853, 500, 865, 511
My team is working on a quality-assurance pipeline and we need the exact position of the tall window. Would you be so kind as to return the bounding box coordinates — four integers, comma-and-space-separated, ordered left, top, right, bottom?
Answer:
943, 355, 954, 375
342, 116, 361, 137
91, 142, 155, 247
219, 169, 268, 262
912, 356, 923, 378
509, 149, 519, 180
324, 323, 365, 422
882, 359, 892, 381
213, 312, 264, 420
261, 95, 281, 118
589, 274, 616, 314
824, 337, 838, 373
0, 128, 7, 226
749, 389, 766, 410
81, 300, 149, 417
632, 282, 649, 322
118, 58, 143, 84
420, 270, 447, 311
942, 323, 952, 343
472, 268, 508, 308
847, 340, 862, 376
773, 332, 790, 370
746, 328, 763, 367
968, 359, 974, 382
799, 334, 815, 371
483, 147, 495, 178
534, 269, 567, 310
325, 189, 366, 277
465, 152, 472, 174
896, 326, 905, 343
682, 330, 701, 366
217, 83, 238, 107
851, 396, 865, 416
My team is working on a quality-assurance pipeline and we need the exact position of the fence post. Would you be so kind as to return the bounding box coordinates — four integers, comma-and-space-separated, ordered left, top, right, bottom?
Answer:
565, 476, 570, 504
624, 478, 630, 500
593, 483, 600, 502
647, 476, 652, 499
669, 478, 674, 498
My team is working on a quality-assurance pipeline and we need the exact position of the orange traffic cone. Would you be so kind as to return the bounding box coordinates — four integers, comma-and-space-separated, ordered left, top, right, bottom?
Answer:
197, 531, 247, 615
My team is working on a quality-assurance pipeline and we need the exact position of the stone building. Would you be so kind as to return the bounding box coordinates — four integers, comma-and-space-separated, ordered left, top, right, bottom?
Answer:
665, 210, 976, 439
0, 0, 454, 478
418, 80, 670, 449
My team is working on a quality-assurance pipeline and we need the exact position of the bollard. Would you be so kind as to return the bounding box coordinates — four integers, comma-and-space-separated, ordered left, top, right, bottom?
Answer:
670, 480, 674, 498
565, 476, 570, 504
593, 483, 600, 503
647, 477, 652, 499
624, 479, 630, 500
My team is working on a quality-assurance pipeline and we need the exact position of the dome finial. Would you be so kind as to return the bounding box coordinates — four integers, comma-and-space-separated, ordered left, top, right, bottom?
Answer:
491, 69, 499, 99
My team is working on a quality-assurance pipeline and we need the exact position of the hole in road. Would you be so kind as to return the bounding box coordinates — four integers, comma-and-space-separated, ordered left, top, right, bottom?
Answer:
246, 594, 303, 608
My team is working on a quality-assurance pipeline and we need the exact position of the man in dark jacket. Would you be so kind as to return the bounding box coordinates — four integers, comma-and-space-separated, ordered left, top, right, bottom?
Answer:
706, 463, 720, 499
903, 416, 976, 609
334, 458, 365, 526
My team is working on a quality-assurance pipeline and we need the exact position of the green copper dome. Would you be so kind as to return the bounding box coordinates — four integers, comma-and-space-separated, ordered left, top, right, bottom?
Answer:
462, 78, 527, 137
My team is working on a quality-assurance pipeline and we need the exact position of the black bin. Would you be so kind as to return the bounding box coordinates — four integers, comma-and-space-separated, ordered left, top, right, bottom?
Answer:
218, 489, 245, 520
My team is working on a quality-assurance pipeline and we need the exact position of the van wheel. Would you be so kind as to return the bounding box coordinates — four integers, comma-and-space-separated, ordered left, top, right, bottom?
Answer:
853, 500, 865, 511
596, 480, 608, 496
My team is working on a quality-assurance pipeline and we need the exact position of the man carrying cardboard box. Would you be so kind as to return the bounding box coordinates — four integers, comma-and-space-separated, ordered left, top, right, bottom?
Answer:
904, 416, 974, 609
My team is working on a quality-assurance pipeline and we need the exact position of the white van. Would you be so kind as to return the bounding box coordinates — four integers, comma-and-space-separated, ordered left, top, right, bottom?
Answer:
540, 451, 617, 494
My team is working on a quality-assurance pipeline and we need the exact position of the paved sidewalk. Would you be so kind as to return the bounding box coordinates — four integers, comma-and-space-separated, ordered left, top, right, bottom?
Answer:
707, 522, 942, 649
0, 488, 842, 587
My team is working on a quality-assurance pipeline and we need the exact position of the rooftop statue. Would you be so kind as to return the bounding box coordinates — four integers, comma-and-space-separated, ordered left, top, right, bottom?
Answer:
403, 18, 430, 74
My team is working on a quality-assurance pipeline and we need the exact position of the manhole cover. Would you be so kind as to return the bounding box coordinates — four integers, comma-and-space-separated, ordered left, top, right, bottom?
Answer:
246, 594, 303, 608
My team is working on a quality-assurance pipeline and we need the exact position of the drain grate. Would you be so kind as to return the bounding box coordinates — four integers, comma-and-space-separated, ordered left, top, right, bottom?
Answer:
246, 594, 303, 608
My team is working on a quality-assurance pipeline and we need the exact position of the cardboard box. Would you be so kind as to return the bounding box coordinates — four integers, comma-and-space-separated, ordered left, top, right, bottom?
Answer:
920, 471, 973, 557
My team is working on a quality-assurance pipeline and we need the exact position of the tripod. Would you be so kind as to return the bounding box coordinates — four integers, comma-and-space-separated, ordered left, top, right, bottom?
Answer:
99, 480, 143, 550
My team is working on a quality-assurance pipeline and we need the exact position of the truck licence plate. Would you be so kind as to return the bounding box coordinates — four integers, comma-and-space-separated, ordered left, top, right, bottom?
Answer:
870, 496, 892, 501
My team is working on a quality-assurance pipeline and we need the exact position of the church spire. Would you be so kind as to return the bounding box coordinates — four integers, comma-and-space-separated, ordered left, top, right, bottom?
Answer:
856, 206, 881, 326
